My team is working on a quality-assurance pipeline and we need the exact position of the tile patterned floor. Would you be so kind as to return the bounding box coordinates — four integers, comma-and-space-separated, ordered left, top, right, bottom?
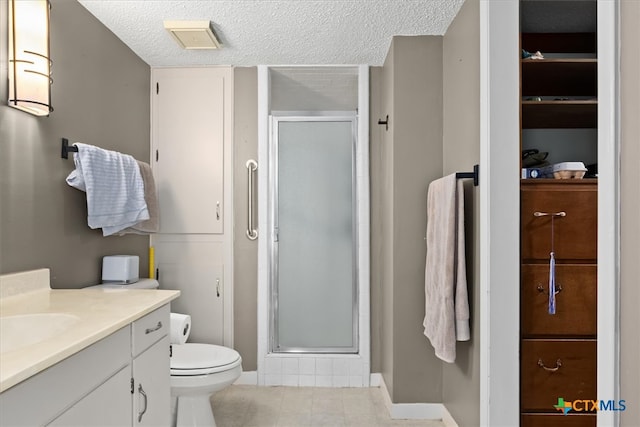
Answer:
211, 385, 446, 427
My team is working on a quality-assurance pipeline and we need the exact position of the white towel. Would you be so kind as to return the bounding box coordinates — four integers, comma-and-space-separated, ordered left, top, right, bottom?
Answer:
65, 143, 149, 236
423, 174, 470, 363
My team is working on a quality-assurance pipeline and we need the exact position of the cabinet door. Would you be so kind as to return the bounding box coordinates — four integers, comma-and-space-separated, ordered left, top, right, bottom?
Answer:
133, 336, 170, 427
153, 68, 231, 234
48, 366, 132, 427
156, 240, 225, 344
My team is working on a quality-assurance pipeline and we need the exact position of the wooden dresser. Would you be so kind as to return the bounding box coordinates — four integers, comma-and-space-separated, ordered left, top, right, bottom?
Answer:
520, 180, 597, 426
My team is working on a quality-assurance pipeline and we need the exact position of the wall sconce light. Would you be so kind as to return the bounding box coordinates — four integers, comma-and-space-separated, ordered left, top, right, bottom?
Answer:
8, 0, 53, 116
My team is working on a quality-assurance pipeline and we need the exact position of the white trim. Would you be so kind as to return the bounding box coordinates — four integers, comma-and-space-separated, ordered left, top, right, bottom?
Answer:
479, 3, 620, 426
479, 2, 521, 426
369, 372, 382, 387
597, 1, 620, 426
234, 371, 258, 385
257, 65, 370, 388
257, 65, 270, 386
223, 69, 235, 348
376, 374, 455, 423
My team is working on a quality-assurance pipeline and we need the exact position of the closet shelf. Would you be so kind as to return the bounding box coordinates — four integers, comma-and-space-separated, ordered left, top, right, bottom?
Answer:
521, 101, 597, 128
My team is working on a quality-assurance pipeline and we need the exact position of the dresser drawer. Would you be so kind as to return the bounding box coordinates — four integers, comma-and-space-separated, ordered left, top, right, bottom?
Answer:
521, 182, 597, 261
132, 304, 170, 357
521, 339, 596, 412
521, 413, 596, 427
521, 264, 597, 337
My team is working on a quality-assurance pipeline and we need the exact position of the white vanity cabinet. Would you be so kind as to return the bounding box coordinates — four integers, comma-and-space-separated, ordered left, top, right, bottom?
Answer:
48, 366, 133, 427
0, 305, 171, 427
131, 305, 171, 426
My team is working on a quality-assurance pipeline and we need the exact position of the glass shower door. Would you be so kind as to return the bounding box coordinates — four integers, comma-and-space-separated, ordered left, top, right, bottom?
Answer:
272, 116, 357, 353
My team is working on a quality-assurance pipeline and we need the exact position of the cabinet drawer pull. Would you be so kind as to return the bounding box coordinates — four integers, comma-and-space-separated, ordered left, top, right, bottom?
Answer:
145, 321, 163, 334
538, 358, 562, 372
138, 384, 148, 422
533, 211, 566, 218
536, 283, 563, 295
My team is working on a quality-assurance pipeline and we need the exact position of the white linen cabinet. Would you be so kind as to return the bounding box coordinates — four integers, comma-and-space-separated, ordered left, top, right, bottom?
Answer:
151, 67, 235, 347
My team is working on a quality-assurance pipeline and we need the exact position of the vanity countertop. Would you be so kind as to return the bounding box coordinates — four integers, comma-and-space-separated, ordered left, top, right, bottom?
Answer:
0, 269, 179, 392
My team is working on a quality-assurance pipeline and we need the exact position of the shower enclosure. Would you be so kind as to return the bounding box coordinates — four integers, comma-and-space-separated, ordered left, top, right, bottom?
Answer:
270, 115, 358, 353
257, 65, 370, 387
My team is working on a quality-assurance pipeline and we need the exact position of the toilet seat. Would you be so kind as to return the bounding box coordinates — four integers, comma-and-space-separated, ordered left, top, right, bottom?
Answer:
170, 343, 241, 376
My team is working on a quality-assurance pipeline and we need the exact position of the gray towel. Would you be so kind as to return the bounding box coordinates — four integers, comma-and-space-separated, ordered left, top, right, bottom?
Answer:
423, 174, 470, 363
118, 161, 160, 235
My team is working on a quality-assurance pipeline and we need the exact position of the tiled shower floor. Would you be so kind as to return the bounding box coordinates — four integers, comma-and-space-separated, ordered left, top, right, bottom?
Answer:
211, 385, 446, 427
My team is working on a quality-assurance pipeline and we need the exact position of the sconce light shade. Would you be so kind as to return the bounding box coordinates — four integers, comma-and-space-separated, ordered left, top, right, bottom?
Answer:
8, 0, 53, 116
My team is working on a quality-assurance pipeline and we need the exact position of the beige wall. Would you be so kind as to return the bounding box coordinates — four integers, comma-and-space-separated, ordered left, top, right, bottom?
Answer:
373, 36, 445, 403
0, 0, 150, 287
233, 67, 259, 370
441, 0, 481, 425
620, 1, 640, 425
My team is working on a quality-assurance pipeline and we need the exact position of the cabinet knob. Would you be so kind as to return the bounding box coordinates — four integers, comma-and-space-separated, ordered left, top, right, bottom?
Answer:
536, 283, 563, 295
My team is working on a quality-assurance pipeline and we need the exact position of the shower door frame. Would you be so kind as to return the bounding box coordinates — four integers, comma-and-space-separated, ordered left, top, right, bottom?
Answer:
268, 112, 359, 354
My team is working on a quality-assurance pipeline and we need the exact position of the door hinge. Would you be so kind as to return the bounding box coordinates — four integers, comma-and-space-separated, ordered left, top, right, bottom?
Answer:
130, 378, 134, 394
156, 268, 160, 281
156, 82, 159, 94
274, 227, 279, 242
155, 149, 159, 162
170, 344, 173, 357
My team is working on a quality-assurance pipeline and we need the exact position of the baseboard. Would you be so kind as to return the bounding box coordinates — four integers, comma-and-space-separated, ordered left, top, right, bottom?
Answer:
376, 373, 458, 425
369, 372, 383, 387
441, 404, 460, 427
234, 370, 258, 385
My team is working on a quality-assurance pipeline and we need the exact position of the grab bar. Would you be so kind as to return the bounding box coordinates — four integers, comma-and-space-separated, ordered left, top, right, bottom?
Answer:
246, 159, 258, 240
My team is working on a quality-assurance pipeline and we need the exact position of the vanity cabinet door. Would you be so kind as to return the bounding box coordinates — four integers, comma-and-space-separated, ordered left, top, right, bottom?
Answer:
133, 335, 170, 427
47, 365, 132, 427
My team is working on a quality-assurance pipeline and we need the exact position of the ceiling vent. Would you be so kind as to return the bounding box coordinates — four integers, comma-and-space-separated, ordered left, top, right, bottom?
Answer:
163, 20, 221, 49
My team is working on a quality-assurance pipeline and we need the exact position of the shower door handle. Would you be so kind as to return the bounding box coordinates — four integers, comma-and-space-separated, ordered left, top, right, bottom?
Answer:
246, 159, 258, 240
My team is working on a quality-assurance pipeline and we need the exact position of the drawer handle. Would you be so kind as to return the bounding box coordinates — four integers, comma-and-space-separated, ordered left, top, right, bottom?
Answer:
536, 283, 563, 295
145, 321, 163, 334
538, 358, 562, 372
533, 211, 566, 218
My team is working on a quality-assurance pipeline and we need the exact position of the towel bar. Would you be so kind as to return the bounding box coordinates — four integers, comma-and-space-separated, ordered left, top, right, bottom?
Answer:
455, 164, 479, 186
61, 138, 78, 159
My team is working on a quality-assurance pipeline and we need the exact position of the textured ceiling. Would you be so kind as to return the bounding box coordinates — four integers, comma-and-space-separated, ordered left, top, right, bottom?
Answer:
77, 0, 466, 67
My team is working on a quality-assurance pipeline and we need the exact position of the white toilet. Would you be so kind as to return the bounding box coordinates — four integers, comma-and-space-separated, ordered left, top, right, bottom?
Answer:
89, 278, 242, 427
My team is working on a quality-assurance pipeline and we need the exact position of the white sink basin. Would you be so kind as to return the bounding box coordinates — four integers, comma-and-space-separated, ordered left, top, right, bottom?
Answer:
0, 313, 80, 354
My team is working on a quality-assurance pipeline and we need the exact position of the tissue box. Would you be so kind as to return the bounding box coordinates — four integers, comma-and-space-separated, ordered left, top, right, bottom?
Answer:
102, 255, 139, 284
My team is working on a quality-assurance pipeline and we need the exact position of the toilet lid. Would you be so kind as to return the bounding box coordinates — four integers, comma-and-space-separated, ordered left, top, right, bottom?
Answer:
170, 343, 241, 376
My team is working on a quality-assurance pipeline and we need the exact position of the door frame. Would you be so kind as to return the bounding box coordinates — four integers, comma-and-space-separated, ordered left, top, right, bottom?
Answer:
478, 1, 619, 425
